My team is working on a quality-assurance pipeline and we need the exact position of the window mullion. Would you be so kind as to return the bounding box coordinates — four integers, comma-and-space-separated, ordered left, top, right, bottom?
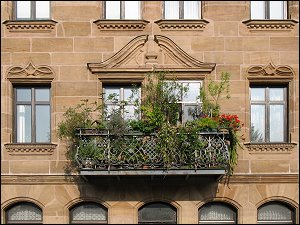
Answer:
121, 1, 125, 19
265, 1, 270, 19
179, 1, 184, 19
32, 1, 36, 20
31, 88, 36, 143
265, 87, 270, 142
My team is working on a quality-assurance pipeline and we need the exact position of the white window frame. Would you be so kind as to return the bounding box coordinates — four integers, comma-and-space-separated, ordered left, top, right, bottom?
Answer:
104, 1, 141, 19
14, 1, 51, 20
250, 1, 288, 20
163, 1, 201, 19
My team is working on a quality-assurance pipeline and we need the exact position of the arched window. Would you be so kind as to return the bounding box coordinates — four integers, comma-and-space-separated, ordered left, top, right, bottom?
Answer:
138, 202, 177, 224
5, 202, 42, 224
258, 201, 295, 224
70, 202, 108, 224
199, 202, 237, 224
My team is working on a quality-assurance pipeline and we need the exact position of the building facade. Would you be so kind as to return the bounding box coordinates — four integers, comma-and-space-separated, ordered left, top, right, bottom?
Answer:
1, 1, 299, 224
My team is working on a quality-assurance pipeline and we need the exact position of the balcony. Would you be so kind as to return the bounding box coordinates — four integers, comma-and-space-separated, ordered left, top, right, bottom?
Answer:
75, 128, 230, 178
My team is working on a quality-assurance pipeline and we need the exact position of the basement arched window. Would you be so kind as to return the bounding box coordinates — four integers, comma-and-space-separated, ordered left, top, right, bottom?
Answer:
6, 202, 42, 224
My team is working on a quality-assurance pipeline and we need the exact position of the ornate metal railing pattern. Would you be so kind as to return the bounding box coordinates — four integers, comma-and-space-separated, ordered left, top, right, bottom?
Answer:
75, 128, 230, 171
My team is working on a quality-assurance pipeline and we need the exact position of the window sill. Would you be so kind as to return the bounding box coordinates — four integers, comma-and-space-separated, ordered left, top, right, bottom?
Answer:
242, 19, 298, 31
4, 143, 57, 155
93, 19, 149, 31
3, 19, 57, 33
244, 142, 297, 154
154, 19, 209, 31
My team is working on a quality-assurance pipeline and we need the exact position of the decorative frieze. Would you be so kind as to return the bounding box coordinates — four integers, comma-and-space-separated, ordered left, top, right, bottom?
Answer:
4, 143, 57, 155
244, 142, 297, 154
242, 19, 298, 31
155, 19, 209, 31
3, 20, 57, 32
93, 19, 149, 31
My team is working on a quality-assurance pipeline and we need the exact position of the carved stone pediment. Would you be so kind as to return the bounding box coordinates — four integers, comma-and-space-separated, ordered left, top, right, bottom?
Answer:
87, 34, 216, 75
247, 61, 294, 80
7, 60, 54, 83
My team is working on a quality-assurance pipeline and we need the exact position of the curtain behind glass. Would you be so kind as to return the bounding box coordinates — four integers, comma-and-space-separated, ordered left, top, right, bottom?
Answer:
184, 1, 199, 19
165, 1, 179, 19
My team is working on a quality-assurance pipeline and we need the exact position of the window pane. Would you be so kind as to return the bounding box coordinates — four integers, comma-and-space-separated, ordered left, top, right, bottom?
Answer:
36, 1, 50, 19
104, 88, 120, 102
165, 1, 179, 19
258, 202, 293, 222
139, 203, 177, 223
269, 88, 284, 101
251, 1, 265, 19
71, 203, 107, 222
16, 1, 31, 19
124, 105, 138, 120
124, 87, 140, 102
182, 104, 199, 123
199, 203, 236, 222
17, 88, 31, 102
36, 88, 50, 101
125, 1, 140, 19
182, 82, 201, 102
270, 105, 284, 142
251, 88, 265, 101
251, 105, 265, 142
184, 1, 199, 19
17, 105, 32, 143
270, 1, 284, 19
36, 105, 51, 143
106, 1, 121, 19
7, 202, 42, 222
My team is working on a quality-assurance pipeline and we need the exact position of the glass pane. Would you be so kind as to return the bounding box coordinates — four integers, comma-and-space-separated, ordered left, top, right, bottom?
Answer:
270, 105, 284, 142
17, 105, 32, 143
258, 203, 293, 221
184, 1, 199, 19
269, 88, 284, 101
199, 203, 236, 221
36, 105, 51, 143
104, 87, 120, 102
270, 1, 284, 19
251, 105, 265, 142
139, 203, 177, 223
106, 1, 121, 19
251, 88, 265, 101
71, 203, 107, 222
16, 1, 31, 19
165, 1, 179, 19
251, 1, 265, 19
124, 87, 140, 102
36, 1, 50, 19
17, 88, 31, 102
7, 202, 42, 221
36, 88, 50, 101
182, 104, 200, 123
125, 1, 140, 19
182, 82, 201, 102
124, 105, 139, 120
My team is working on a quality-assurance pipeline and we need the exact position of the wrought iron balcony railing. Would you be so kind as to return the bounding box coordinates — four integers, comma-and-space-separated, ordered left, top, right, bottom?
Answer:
75, 128, 230, 174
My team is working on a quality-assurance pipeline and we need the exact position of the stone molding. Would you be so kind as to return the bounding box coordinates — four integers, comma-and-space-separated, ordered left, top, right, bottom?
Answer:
154, 19, 209, 31
242, 19, 298, 31
6, 59, 55, 83
93, 19, 149, 31
4, 143, 57, 155
3, 20, 57, 32
221, 174, 299, 183
247, 61, 294, 80
244, 142, 297, 154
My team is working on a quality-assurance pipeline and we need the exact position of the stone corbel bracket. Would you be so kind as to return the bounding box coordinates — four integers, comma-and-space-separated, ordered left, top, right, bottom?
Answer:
7, 60, 55, 83
244, 142, 297, 154
3, 20, 57, 32
155, 19, 209, 31
242, 19, 298, 31
93, 19, 149, 31
4, 143, 57, 155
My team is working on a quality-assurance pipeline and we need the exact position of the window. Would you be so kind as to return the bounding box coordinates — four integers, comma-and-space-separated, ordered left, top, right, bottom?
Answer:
70, 202, 108, 224
250, 1, 287, 19
164, 1, 201, 19
14, 86, 51, 143
199, 202, 237, 224
103, 85, 141, 121
6, 202, 42, 224
250, 85, 287, 143
258, 202, 295, 224
14, 1, 50, 20
104, 1, 141, 19
138, 202, 177, 224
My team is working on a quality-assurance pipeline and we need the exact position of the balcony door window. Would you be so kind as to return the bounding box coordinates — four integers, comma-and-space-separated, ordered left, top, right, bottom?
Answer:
15, 1, 50, 20
250, 1, 287, 19
164, 1, 201, 19
105, 1, 141, 19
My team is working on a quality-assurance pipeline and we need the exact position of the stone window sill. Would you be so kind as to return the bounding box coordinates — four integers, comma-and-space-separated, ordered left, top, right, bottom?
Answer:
3, 19, 57, 33
244, 142, 297, 154
242, 19, 298, 31
154, 19, 209, 31
93, 19, 149, 31
4, 143, 57, 155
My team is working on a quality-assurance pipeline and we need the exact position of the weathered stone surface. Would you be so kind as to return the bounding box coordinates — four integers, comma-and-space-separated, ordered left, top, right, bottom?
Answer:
32, 38, 73, 52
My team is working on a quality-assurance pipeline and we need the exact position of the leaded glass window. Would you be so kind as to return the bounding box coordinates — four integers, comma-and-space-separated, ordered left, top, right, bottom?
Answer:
6, 202, 42, 224
138, 202, 177, 224
199, 202, 237, 224
70, 202, 108, 224
258, 202, 295, 224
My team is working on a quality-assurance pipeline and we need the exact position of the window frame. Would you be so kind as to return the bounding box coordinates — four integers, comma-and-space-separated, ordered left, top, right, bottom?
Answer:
250, 1, 288, 20
163, 1, 202, 19
13, 1, 51, 20
250, 85, 288, 143
103, 1, 141, 20
14, 85, 51, 144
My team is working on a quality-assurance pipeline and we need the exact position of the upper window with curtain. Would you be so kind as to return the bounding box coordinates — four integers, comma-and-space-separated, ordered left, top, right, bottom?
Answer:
104, 1, 141, 19
164, 1, 201, 19
250, 1, 288, 19
14, 1, 51, 20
